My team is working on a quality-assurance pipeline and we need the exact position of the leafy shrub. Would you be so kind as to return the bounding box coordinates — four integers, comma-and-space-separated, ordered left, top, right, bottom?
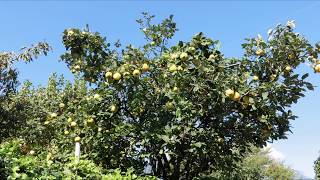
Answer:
0, 139, 157, 179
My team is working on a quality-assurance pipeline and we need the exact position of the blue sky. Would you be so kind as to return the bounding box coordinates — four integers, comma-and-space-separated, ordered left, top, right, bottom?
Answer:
1, 1, 320, 178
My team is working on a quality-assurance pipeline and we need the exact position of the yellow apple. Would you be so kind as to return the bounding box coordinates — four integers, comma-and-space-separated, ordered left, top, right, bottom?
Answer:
288, 53, 295, 59
270, 74, 277, 81
256, 49, 265, 56
93, 94, 101, 99
87, 118, 94, 124
67, 30, 74, 36
188, 47, 196, 53
29, 150, 35, 155
133, 69, 141, 77
59, 103, 65, 108
70, 121, 77, 127
113, 72, 121, 80
105, 71, 113, 79
165, 102, 174, 110
170, 53, 179, 60
208, 54, 216, 60
173, 86, 178, 92
225, 89, 235, 98
74, 65, 81, 71
110, 105, 117, 112
50, 113, 57, 118
141, 63, 150, 72
315, 64, 320, 73
232, 92, 241, 101
285, 66, 292, 72
74, 136, 81, 142
169, 64, 177, 72
180, 52, 188, 60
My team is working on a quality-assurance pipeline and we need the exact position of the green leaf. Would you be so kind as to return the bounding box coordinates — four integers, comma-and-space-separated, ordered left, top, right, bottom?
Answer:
262, 92, 269, 100
301, 73, 309, 80
306, 82, 314, 90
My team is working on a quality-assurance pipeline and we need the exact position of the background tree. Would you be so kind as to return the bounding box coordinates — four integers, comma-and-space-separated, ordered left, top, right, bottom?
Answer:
200, 146, 297, 179
315, 155, 320, 179
0, 42, 50, 142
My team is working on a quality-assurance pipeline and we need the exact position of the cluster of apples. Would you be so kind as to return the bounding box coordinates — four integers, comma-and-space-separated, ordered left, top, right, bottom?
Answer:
105, 63, 150, 81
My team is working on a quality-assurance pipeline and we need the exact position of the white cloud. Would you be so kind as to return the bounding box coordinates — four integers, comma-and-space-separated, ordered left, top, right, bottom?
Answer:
265, 143, 286, 162
264, 144, 313, 179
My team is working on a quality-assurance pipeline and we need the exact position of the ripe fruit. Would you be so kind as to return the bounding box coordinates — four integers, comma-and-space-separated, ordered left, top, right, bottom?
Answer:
180, 52, 188, 60
110, 105, 117, 112
74, 136, 81, 142
90, 78, 96, 83
50, 113, 57, 118
225, 89, 235, 98
217, 138, 224, 144
253, 75, 259, 81
285, 66, 292, 72
74, 65, 81, 71
123, 72, 130, 76
256, 49, 265, 56
142, 63, 149, 72
105, 71, 113, 79
133, 69, 141, 77
64, 130, 69, 135
173, 86, 178, 92
67, 117, 72, 123
208, 54, 216, 60
188, 47, 196, 53
288, 53, 295, 59
59, 103, 65, 108
93, 94, 101, 99
113, 72, 121, 80
170, 53, 179, 60
67, 30, 74, 36
70, 121, 77, 127
169, 64, 177, 72
315, 64, 320, 73
29, 150, 35, 155
270, 74, 277, 81
232, 92, 241, 101
165, 102, 174, 110
87, 118, 94, 124
155, 87, 161, 93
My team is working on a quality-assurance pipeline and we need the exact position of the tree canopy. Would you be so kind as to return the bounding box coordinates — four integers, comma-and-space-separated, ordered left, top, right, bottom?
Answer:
1, 13, 319, 179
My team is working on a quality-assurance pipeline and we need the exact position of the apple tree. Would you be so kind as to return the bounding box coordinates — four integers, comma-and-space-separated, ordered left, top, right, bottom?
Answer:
57, 13, 320, 179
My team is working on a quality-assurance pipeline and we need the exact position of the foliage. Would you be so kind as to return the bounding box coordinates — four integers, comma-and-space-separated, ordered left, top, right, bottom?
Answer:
1, 13, 320, 179
58, 13, 319, 179
0, 42, 51, 142
0, 139, 157, 179
315, 155, 320, 179
195, 147, 296, 180
0, 41, 51, 97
